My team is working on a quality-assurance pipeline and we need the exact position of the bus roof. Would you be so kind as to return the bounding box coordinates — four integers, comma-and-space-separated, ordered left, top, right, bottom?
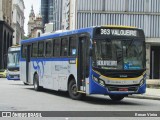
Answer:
21, 27, 94, 44
21, 25, 142, 44
101, 25, 137, 29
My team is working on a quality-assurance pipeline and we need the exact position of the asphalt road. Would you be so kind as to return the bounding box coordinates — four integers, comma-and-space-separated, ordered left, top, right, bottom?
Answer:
0, 78, 160, 120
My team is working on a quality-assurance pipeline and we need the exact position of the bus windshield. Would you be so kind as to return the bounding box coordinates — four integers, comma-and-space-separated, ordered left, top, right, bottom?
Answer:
92, 39, 145, 70
7, 51, 20, 68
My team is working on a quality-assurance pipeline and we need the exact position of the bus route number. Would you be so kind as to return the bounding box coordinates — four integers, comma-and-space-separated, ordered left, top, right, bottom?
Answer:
101, 29, 110, 35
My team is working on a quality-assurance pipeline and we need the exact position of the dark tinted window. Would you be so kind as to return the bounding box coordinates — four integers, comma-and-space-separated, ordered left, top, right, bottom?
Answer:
69, 36, 77, 57
22, 45, 27, 58
45, 40, 52, 57
52, 39, 55, 56
38, 41, 44, 57
54, 39, 61, 57
32, 43, 38, 57
61, 38, 68, 56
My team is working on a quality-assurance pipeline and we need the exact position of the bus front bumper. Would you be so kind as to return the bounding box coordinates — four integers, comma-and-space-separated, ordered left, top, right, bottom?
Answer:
7, 74, 20, 80
89, 79, 146, 95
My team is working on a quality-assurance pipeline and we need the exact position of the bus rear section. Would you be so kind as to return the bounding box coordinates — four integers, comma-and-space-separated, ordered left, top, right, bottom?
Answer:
7, 46, 20, 80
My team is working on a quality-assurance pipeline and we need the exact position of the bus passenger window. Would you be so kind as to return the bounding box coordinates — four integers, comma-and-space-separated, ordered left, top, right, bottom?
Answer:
52, 39, 55, 56
45, 40, 52, 57
22, 45, 27, 58
69, 37, 77, 57
31, 43, 38, 57
54, 39, 61, 57
38, 41, 44, 57
61, 38, 68, 57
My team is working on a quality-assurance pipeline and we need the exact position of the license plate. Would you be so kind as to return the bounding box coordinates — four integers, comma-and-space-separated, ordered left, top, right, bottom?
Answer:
119, 88, 128, 91
13, 76, 18, 79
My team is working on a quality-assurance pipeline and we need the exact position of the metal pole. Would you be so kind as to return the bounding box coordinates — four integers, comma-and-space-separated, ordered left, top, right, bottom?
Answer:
152, 51, 154, 79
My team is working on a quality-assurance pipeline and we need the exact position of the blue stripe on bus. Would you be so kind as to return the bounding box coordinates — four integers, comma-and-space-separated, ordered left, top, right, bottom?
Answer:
20, 58, 76, 62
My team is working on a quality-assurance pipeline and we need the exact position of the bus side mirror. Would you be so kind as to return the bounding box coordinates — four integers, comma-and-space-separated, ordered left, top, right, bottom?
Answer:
89, 48, 92, 56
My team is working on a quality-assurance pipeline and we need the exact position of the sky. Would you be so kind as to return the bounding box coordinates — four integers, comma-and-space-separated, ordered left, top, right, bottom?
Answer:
23, 0, 41, 36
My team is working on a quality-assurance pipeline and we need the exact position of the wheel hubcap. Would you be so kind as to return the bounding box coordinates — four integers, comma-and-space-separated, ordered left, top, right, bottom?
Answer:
71, 84, 78, 95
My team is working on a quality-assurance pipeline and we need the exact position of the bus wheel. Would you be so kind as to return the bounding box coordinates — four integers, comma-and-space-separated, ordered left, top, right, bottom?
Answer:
33, 74, 42, 91
68, 80, 82, 100
109, 95, 125, 101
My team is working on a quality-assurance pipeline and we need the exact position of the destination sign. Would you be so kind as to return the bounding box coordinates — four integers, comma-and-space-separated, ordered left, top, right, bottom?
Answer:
95, 28, 141, 37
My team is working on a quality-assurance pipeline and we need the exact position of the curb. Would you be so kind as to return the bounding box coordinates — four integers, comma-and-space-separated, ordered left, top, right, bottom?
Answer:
128, 95, 160, 101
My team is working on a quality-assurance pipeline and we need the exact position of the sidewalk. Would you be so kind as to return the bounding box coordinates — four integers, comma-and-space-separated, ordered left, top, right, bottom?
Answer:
128, 88, 160, 100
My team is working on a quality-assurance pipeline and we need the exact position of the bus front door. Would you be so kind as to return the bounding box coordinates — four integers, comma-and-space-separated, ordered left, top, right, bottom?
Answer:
78, 35, 90, 91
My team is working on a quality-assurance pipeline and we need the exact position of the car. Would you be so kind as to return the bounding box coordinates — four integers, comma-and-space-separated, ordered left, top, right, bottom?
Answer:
0, 69, 7, 78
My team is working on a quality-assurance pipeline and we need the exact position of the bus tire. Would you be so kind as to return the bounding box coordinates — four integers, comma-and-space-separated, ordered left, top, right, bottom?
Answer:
68, 79, 82, 100
33, 74, 42, 91
109, 95, 125, 101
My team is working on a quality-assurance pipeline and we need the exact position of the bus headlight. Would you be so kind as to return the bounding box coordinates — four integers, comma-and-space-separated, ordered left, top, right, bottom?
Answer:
92, 76, 98, 82
99, 79, 105, 87
92, 76, 105, 87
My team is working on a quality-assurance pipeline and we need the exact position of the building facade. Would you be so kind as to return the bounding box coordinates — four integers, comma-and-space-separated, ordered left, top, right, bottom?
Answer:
28, 6, 43, 38
0, 0, 13, 25
53, 0, 63, 31
53, 0, 159, 80
0, 0, 14, 69
41, 0, 48, 26
12, 0, 25, 45
28, 5, 35, 36
41, 0, 54, 26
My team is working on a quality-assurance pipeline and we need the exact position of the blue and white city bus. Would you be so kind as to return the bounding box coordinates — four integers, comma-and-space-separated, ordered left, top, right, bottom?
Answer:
20, 25, 146, 101
7, 45, 20, 80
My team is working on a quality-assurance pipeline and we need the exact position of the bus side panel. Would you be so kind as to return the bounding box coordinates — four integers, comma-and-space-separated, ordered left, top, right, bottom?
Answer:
53, 60, 77, 91
20, 60, 32, 84
20, 61, 26, 83
28, 61, 33, 84
57, 61, 68, 91
42, 61, 53, 89
52, 61, 64, 91
31, 60, 45, 86
64, 60, 77, 91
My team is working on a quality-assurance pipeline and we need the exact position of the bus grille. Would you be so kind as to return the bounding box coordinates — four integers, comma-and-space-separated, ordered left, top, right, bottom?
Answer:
9, 75, 20, 79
